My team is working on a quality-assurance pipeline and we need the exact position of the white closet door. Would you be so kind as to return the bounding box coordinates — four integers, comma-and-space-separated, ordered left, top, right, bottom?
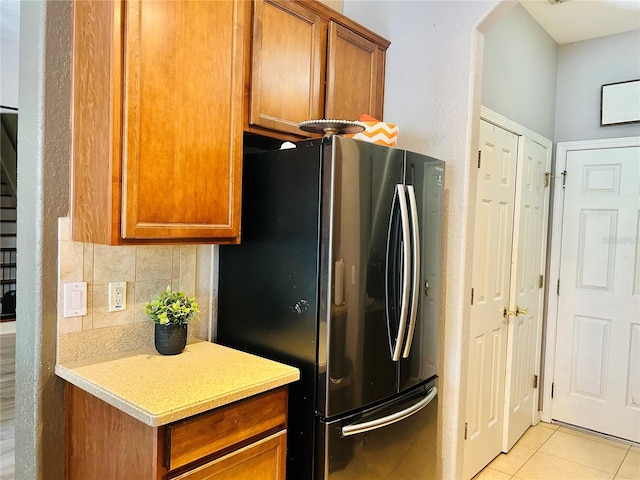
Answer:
552, 146, 640, 442
464, 120, 518, 480
504, 137, 549, 450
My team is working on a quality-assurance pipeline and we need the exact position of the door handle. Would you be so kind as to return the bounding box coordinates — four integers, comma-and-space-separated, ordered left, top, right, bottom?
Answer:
393, 184, 411, 362
504, 306, 530, 318
402, 185, 420, 359
341, 386, 437, 437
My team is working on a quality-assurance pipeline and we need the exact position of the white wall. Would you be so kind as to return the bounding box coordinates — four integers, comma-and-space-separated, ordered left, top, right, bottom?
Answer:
343, 2, 500, 478
482, 4, 558, 140
555, 30, 640, 142
1, 37, 19, 109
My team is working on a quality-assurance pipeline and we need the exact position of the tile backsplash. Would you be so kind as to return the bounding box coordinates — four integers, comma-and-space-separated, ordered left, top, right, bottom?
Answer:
56, 217, 215, 364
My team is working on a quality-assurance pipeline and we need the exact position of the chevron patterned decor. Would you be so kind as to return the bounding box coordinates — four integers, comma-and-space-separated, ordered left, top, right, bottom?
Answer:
345, 114, 398, 146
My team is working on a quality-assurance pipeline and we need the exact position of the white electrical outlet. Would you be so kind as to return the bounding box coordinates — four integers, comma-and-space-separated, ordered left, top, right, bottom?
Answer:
108, 281, 127, 312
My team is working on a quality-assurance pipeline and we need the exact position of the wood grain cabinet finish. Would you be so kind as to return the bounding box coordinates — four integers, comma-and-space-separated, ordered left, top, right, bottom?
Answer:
65, 384, 288, 480
249, 0, 326, 135
247, 0, 389, 138
70, 0, 246, 245
325, 21, 384, 121
170, 432, 286, 480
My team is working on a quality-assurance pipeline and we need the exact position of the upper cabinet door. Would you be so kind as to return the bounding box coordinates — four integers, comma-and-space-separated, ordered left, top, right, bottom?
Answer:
249, 0, 326, 135
121, 0, 244, 241
325, 21, 385, 121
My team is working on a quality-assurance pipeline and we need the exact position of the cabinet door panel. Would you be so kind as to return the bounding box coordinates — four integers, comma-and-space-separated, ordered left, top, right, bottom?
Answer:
170, 431, 286, 480
249, 0, 326, 135
122, 0, 243, 240
325, 21, 384, 121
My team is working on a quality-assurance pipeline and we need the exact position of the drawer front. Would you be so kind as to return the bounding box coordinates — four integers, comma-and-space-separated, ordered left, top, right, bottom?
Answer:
167, 387, 287, 471
169, 430, 286, 480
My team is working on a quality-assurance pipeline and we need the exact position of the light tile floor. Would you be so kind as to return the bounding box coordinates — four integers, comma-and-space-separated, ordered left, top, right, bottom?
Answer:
474, 422, 640, 480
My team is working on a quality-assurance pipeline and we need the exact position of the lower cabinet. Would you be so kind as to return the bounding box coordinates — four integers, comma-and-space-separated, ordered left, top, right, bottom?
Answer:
170, 432, 286, 480
65, 383, 288, 479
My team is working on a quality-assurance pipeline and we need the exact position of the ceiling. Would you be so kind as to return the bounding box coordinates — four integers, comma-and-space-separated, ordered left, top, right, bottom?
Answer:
0, 0, 639, 44
521, 0, 640, 44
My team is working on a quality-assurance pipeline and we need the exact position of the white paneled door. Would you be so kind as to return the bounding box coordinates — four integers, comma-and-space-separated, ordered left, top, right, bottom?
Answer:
464, 118, 551, 480
504, 137, 548, 450
464, 120, 518, 480
552, 145, 640, 442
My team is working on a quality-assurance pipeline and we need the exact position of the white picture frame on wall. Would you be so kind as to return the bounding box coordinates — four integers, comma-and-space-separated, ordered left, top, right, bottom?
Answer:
600, 79, 640, 126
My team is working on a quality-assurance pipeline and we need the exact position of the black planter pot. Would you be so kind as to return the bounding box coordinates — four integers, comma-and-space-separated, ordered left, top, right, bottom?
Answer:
154, 323, 187, 355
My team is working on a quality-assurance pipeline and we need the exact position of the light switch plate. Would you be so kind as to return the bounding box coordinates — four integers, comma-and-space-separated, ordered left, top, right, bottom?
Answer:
63, 282, 87, 318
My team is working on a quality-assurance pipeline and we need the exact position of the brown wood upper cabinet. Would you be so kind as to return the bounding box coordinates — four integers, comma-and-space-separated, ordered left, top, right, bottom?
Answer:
70, 0, 246, 245
248, 0, 389, 137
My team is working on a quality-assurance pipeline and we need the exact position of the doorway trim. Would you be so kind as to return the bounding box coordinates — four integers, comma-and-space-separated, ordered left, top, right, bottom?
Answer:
541, 135, 640, 424
481, 106, 552, 150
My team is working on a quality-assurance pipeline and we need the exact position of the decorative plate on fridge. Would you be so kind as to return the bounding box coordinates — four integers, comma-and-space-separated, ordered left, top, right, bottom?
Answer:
297, 119, 366, 137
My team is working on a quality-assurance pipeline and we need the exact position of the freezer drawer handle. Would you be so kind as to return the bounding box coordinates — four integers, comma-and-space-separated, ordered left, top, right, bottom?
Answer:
340, 386, 438, 437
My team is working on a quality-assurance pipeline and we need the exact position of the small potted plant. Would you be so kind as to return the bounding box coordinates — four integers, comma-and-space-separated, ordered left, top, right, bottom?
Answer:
145, 285, 199, 355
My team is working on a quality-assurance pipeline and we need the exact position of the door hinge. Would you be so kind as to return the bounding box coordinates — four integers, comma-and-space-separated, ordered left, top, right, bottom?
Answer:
551, 382, 554, 398
556, 279, 560, 295
533, 374, 538, 388
544, 172, 553, 187
470, 288, 474, 305
561, 170, 567, 188
539, 274, 544, 289
464, 422, 468, 440
477, 151, 482, 169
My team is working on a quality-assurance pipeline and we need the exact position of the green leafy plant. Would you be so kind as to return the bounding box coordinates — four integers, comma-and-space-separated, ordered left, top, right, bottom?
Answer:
144, 285, 199, 325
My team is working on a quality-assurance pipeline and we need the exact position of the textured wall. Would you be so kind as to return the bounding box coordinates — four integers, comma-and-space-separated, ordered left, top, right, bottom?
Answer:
15, 1, 71, 478
555, 30, 640, 142
342, 2, 500, 478
482, 3, 558, 140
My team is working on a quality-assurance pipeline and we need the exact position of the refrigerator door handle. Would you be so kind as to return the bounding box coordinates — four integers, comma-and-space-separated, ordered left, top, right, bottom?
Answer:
393, 184, 411, 362
385, 188, 398, 358
340, 386, 438, 437
403, 185, 420, 358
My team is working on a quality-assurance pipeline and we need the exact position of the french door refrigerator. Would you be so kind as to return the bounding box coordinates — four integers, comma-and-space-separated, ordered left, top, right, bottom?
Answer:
217, 136, 444, 479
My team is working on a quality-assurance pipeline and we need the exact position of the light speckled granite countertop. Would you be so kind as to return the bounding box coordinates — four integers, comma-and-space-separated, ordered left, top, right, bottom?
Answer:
55, 340, 299, 427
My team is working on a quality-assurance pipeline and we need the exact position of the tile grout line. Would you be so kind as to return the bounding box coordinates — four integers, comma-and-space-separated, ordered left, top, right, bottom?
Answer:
612, 448, 634, 479
533, 430, 631, 477
511, 425, 559, 478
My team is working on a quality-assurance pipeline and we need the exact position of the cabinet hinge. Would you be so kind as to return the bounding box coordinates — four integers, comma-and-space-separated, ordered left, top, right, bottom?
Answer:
561, 170, 567, 188
470, 288, 474, 305
544, 172, 553, 187
464, 422, 468, 440
539, 274, 544, 289
551, 382, 554, 398
533, 374, 538, 388
477, 151, 482, 169
556, 279, 560, 295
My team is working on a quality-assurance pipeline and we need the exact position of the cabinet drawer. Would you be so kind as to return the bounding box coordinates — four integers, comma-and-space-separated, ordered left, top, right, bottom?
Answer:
167, 387, 287, 471
170, 430, 286, 480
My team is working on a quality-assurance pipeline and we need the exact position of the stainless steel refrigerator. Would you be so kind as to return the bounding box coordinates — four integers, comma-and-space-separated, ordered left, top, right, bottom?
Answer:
218, 136, 444, 479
